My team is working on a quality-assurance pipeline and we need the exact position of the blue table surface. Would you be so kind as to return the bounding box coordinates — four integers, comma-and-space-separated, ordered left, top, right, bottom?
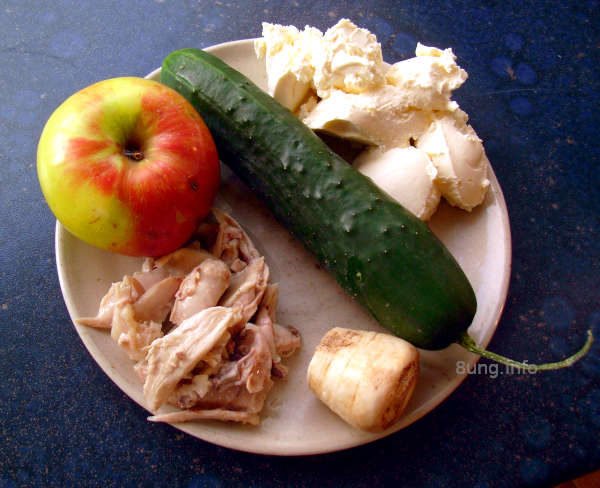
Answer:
1, 1, 598, 487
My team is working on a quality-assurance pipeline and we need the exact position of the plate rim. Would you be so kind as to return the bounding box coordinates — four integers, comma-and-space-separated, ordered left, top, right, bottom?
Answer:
55, 38, 512, 456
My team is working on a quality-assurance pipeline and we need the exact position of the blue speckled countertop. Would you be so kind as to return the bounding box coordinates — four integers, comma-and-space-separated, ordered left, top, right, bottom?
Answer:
1, 1, 598, 487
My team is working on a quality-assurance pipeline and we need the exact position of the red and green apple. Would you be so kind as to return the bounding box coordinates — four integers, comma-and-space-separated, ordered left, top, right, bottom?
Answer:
37, 77, 220, 257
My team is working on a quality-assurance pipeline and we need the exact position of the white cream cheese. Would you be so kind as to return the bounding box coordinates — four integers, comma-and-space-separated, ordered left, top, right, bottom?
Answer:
312, 18, 385, 98
254, 22, 322, 111
302, 87, 431, 147
255, 20, 490, 218
385, 43, 468, 112
354, 146, 441, 220
416, 112, 490, 211
255, 19, 386, 108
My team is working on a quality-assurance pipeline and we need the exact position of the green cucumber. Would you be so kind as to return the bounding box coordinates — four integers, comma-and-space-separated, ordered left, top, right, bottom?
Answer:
160, 48, 592, 365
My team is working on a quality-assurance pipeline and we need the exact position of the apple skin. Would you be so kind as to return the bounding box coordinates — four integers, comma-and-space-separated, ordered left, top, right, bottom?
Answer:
37, 77, 220, 257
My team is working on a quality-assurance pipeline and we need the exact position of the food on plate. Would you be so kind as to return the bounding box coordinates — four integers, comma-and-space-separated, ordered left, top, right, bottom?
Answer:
255, 22, 323, 113
161, 45, 593, 369
161, 47, 477, 351
308, 327, 418, 432
143, 306, 240, 411
255, 19, 490, 217
353, 146, 440, 220
416, 111, 490, 211
169, 258, 231, 325
37, 77, 220, 257
78, 209, 301, 425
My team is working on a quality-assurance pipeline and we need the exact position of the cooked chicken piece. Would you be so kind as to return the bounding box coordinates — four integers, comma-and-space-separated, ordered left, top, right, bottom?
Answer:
170, 259, 231, 325
131, 265, 170, 292
78, 248, 210, 330
211, 209, 260, 272
133, 359, 148, 382
79, 208, 303, 427
108, 276, 181, 361
253, 284, 301, 378
133, 276, 181, 323
133, 247, 215, 291
234, 323, 274, 394
76, 275, 143, 329
254, 284, 279, 358
219, 257, 269, 327
166, 323, 274, 419
198, 329, 233, 373
168, 374, 212, 407
253, 284, 300, 357
154, 247, 214, 277
165, 332, 230, 404
79, 265, 183, 362
110, 304, 164, 362
255, 284, 278, 325
143, 306, 239, 411
182, 375, 270, 415
148, 408, 260, 426
158, 325, 233, 406
141, 257, 154, 272
273, 323, 302, 359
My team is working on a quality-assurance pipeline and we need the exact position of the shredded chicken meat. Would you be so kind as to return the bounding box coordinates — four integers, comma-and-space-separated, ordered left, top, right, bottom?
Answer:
211, 208, 260, 272
78, 209, 301, 426
169, 259, 231, 325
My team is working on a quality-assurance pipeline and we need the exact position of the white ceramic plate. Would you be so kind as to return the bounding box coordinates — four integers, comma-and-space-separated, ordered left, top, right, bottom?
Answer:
56, 39, 512, 456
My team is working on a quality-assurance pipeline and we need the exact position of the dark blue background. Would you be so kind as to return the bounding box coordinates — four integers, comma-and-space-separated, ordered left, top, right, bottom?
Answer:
1, 1, 598, 487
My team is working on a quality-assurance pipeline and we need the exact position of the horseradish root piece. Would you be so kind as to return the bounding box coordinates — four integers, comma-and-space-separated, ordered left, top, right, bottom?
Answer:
307, 327, 419, 432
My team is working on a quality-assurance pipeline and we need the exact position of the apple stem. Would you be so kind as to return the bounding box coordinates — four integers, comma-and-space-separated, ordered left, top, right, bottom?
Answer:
124, 148, 144, 161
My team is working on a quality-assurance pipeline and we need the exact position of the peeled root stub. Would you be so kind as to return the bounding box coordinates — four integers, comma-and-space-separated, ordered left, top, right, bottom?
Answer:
307, 327, 419, 432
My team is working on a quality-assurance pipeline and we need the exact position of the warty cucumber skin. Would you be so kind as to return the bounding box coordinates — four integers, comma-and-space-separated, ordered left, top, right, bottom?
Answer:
161, 48, 477, 350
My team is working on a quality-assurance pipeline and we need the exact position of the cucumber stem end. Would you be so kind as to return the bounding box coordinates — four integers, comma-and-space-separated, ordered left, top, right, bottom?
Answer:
457, 330, 594, 371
